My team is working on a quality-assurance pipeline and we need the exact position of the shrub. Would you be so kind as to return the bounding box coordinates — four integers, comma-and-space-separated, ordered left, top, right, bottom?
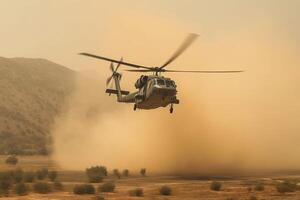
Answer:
99, 182, 115, 193
73, 184, 95, 195
24, 171, 35, 183
159, 185, 172, 196
129, 188, 143, 197
15, 183, 28, 196
210, 181, 222, 191
93, 196, 105, 200
33, 181, 52, 194
276, 181, 297, 193
36, 169, 47, 180
53, 181, 63, 191
122, 169, 129, 177
249, 195, 257, 200
254, 183, 264, 191
10, 168, 24, 183
113, 169, 121, 179
86, 166, 106, 183
0, 173, 12, 196
247, 187, 252, 192
140, 168, 146, 176
5, 155, 18, 165
48, 171, 57, 182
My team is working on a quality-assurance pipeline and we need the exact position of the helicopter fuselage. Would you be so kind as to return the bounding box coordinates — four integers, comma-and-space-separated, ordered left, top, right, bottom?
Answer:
134, 75, 179, 109
106, 74, 179, 111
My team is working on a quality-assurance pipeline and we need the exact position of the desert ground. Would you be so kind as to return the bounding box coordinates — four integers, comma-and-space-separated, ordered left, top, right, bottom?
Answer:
1, 156, 300, 200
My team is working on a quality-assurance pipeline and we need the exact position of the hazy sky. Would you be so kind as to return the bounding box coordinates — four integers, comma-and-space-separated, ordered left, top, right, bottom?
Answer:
0, 0, 299, 70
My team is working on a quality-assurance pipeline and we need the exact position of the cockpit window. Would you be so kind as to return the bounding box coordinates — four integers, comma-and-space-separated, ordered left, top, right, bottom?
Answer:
156, 79, 165, 85
166, 80, 174, 87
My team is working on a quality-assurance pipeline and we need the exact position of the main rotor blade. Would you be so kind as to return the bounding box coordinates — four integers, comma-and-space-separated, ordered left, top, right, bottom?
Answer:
160, 33, 198, 70
164, 70, 244, 73
79, 53, 152, 70
125, 69, 153, 72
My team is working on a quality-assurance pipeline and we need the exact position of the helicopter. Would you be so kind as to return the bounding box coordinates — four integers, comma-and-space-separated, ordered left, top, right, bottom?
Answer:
79, 33, 243, 113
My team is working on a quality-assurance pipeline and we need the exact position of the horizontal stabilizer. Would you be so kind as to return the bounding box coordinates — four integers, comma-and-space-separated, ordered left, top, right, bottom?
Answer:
105, 89, 129, 95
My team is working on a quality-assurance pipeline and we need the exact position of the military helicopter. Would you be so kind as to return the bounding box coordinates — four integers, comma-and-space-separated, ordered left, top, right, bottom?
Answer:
79, 33, 243, 113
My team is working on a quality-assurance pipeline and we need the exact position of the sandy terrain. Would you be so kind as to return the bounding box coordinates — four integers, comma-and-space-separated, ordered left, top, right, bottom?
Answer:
1, 156, 300, 200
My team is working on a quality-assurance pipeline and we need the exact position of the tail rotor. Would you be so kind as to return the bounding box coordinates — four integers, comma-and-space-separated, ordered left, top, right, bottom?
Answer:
106, 57, 123, 86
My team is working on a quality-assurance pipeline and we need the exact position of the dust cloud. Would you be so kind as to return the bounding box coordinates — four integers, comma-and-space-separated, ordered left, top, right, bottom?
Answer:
52, 12, 300, 175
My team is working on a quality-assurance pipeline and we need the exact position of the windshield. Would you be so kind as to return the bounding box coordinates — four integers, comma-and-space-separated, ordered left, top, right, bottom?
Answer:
166, 80, 174, 87
156, 79, 165, 86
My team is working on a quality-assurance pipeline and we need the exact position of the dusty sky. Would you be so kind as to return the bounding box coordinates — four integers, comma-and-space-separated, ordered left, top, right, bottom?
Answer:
1, 1, 300, 173
0, 0, 299, 70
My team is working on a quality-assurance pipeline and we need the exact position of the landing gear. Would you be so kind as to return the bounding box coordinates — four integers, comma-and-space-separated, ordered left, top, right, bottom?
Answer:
134, 104, 137, 111
169, 104, 174, 114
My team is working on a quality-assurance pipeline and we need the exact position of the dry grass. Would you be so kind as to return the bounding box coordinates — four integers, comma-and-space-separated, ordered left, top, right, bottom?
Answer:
1, 156, 300, 199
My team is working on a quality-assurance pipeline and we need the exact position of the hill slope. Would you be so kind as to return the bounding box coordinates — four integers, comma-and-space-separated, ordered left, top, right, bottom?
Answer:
0, 57, 75, 155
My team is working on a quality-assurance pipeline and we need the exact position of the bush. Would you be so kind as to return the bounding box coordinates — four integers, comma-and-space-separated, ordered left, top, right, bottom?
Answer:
122, 169, 129, 177
0, 173, 12, 196
129, 188, 143, 197
48, 171, 57, 182
249, 195, 257, 200
113, 169, 121, 179
36, 169, 48, 180
99, 182, 115, 193
15, 183, 28, 196
33, 181, 52, 194
159, 185, 172, 196
5, 155, 18, 165
93, 196, 105, 200
11, 168, 24, 183
210, 181, 222, 191
254, 183, 264, 191
53, 181, 63, 191
73, 184, 95, 195
86, 166, 106, 183
24, 171, 35, 183
276, 181, 297, 193
140, 168, 146, 176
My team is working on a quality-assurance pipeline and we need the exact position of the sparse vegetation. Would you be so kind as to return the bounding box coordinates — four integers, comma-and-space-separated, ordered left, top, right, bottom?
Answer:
0, 172, 12, 197
86, 166, 107, 183
33, 181, 52, 194
5, 155, 18, 165
15, 182, 28, 196
11, 168, 24, 183
99, 182, 115, 193
254, 183, 264, 191
73, 184, 95, 195
276, 180, 297, 193
210, 181, 222, 191
122, 169, 129, 177
24, 171, 35, 183
160, 185, 172, 196
93, 196, 105, 200
129, 188, 143, 197
249, 195, 257, 200
53, 181, 63, 191
36, 168, 48, 180
140, 168, 146, 176
113, 169, 121, 179
48, 170, 58, 181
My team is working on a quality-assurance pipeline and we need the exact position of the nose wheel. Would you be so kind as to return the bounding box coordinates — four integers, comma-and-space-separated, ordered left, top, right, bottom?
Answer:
169, 104, 174, 113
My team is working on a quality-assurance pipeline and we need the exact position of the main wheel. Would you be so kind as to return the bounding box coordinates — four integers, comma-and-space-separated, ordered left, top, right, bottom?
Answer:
134, 104, 137, 111
170, 107, 173, 113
